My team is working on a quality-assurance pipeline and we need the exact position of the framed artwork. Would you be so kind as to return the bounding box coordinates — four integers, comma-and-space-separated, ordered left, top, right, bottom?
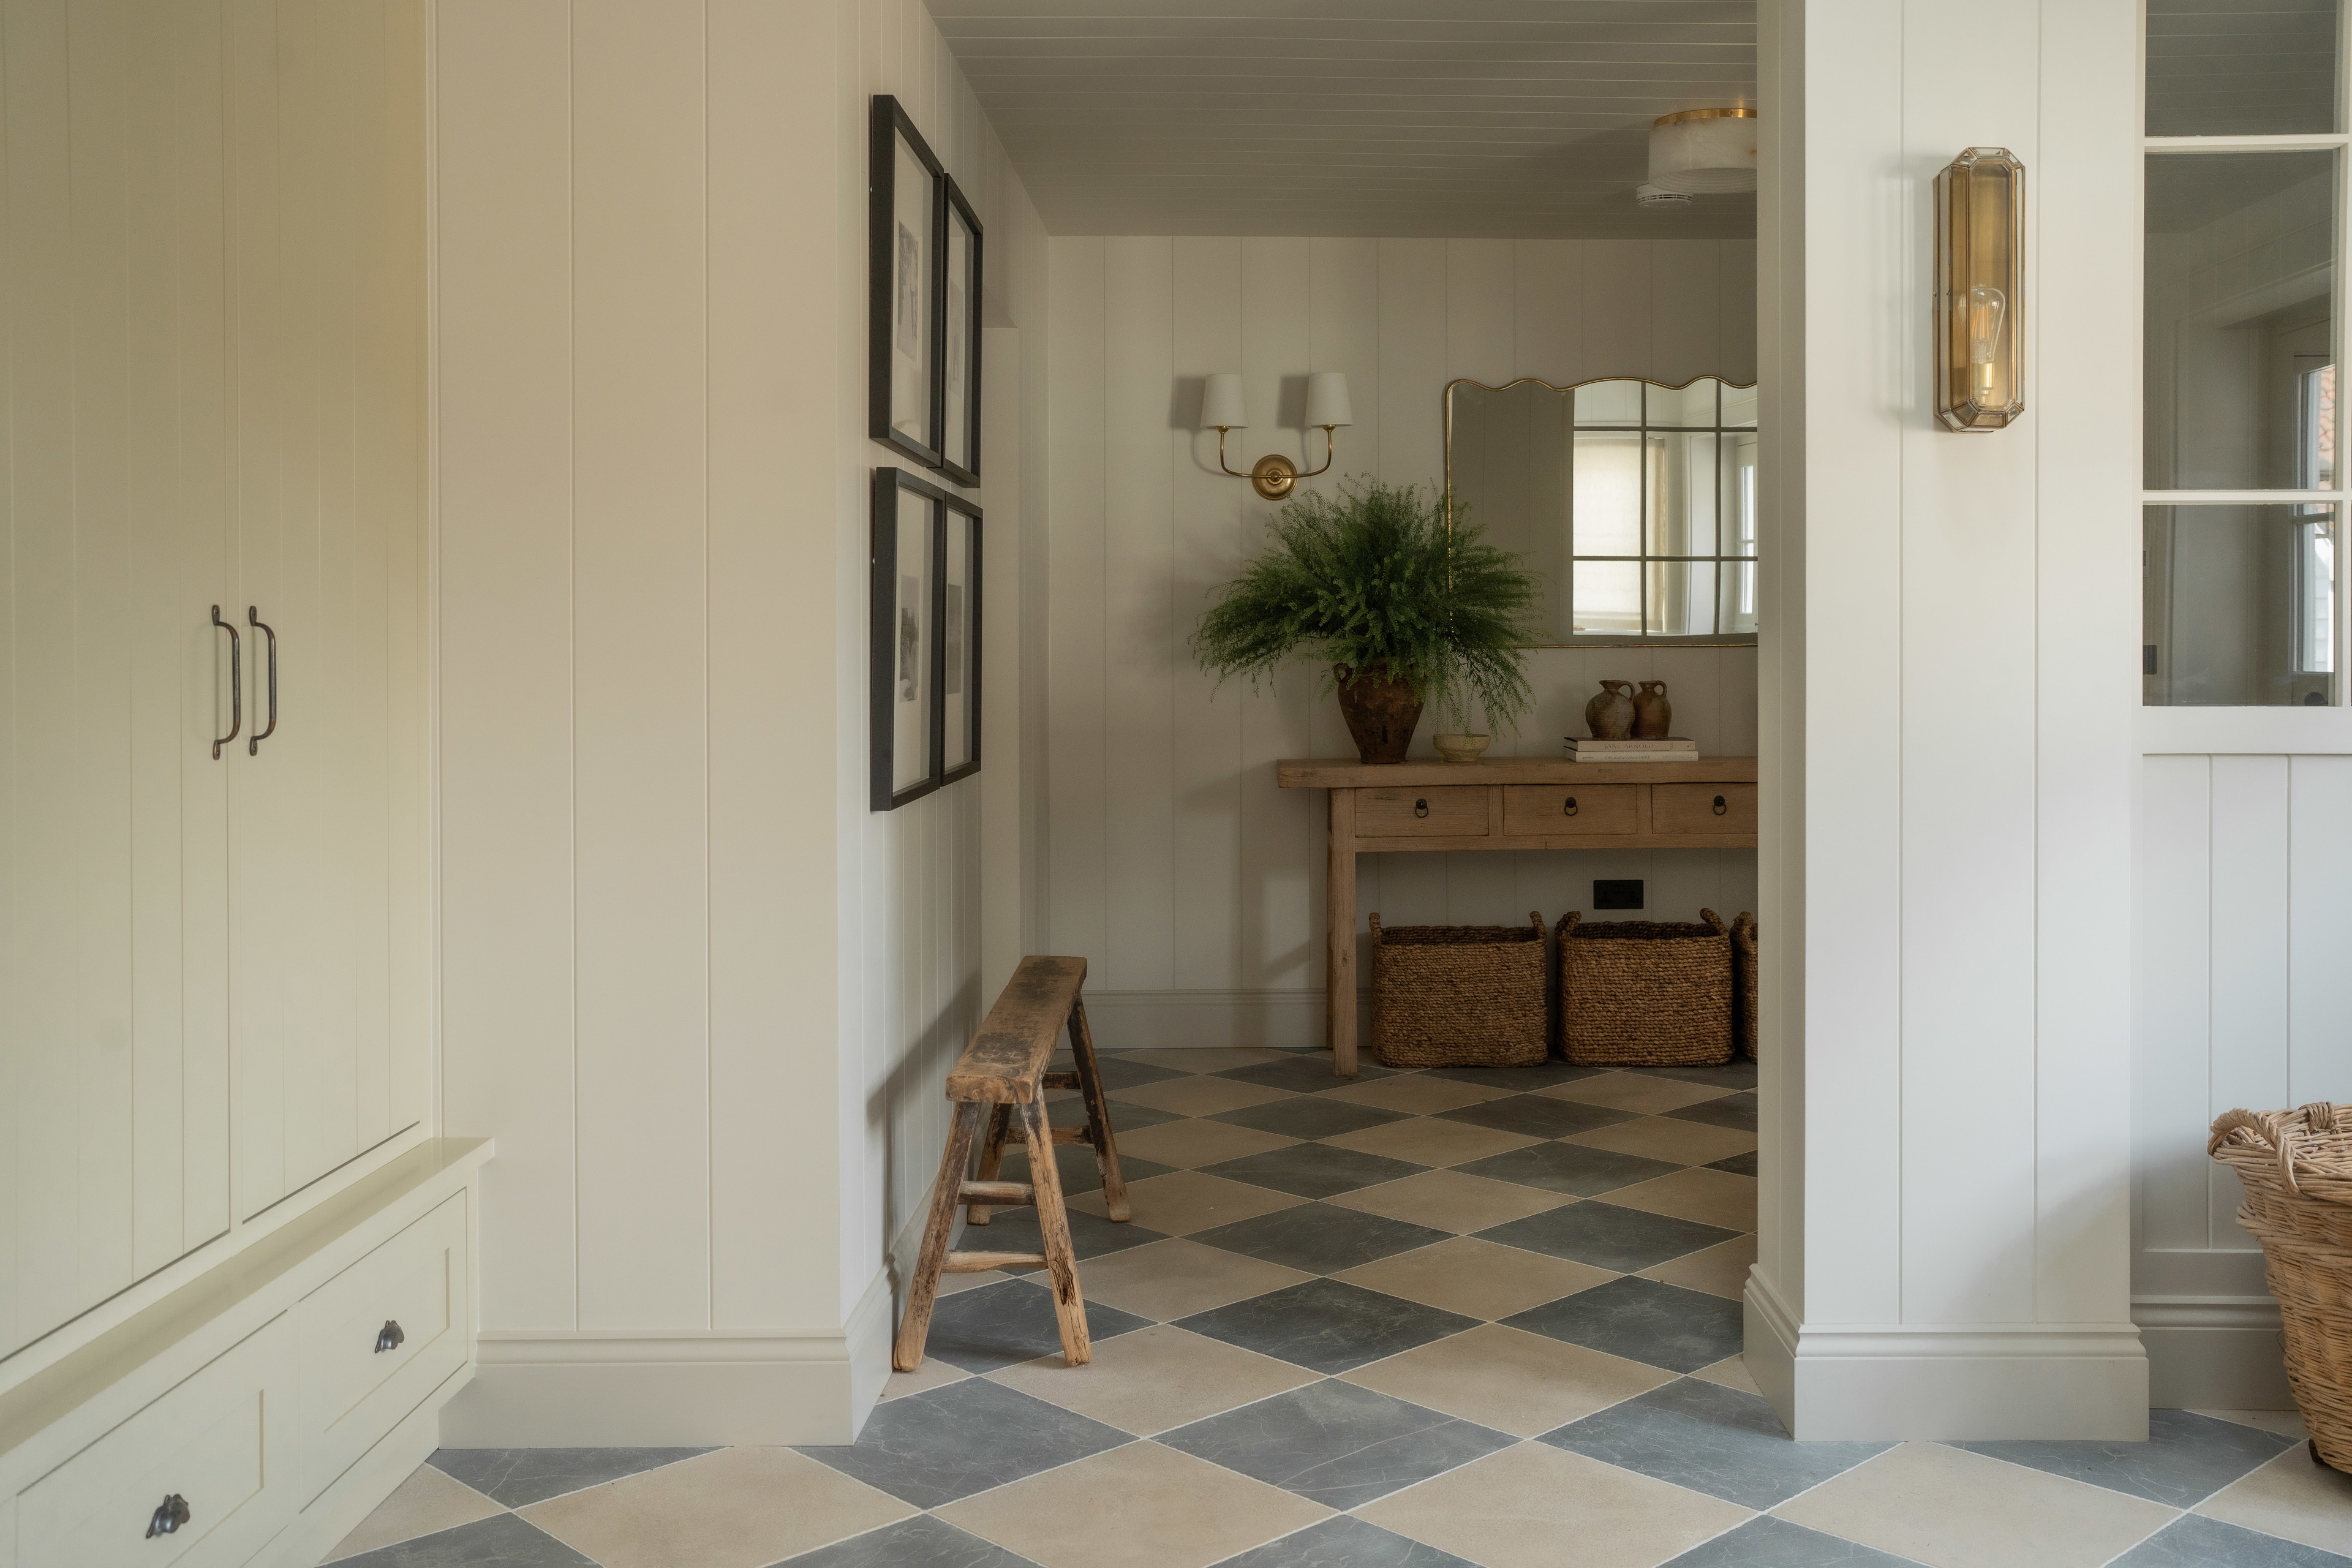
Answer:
872, 467, 983, 810
870, 96, 943, 469
937, 175, 984, 486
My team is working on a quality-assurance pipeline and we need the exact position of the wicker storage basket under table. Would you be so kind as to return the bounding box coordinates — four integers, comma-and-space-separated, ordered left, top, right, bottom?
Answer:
1369, 911, 1550, 1069
2210, 1104, 2352, 1472
1733, 912, 1759, 1061
1557, 909, 1735, 1068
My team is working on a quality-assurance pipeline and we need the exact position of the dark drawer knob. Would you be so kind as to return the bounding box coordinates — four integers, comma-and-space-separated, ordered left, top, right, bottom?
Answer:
1562, 796, 1578, 817
146, 1494, 190, 1538
1412, 797, 1429, 818
375, 1319, 405, 1354
1713, 795, 1727, 815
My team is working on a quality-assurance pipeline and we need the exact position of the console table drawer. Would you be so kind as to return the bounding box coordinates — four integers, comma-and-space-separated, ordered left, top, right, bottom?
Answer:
1356, 785, 1489, 837
1651, 782, 1758, 835
1501, 784, 1637, 837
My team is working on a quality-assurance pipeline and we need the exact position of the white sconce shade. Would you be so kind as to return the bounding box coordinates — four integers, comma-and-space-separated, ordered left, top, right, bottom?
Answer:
1201, 372, 1249, 429
1305, 372, 1354, 428
1648, 108, 1757, 195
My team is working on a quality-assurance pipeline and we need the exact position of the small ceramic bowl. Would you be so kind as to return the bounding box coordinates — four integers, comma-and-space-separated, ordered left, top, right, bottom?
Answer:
1433, 733, 1492, 763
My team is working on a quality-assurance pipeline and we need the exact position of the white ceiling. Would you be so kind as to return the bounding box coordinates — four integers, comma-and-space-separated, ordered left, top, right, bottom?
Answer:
930, 0, 1758, 238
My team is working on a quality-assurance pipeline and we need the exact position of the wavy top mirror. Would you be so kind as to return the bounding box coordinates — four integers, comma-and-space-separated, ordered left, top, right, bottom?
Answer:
1445, 375, 1758, 647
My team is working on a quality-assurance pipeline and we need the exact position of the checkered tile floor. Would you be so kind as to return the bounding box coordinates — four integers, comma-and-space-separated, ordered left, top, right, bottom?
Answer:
326, 1046, 2352, 1568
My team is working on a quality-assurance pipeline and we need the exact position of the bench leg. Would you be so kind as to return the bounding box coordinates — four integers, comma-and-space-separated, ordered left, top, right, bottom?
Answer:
1022, 1098, 1092, 1366
965, 1103, 1014, 1226
893, 1100, 982, 1373
1067, 997, 1130, 1223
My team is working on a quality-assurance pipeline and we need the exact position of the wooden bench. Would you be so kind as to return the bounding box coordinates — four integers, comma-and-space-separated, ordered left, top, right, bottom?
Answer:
892, 956, 1130, 1371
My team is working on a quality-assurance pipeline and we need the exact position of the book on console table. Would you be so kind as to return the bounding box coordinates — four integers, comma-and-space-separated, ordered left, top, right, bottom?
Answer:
1563, 736, 1701, 761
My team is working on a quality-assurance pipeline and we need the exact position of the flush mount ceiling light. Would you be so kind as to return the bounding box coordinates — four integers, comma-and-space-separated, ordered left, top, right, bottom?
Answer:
1635, 184, 1692, 210
1648, 107, 1758, 196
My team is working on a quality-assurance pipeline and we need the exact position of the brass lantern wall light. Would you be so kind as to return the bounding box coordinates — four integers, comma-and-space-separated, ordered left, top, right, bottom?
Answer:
1934, 146, 2025, 432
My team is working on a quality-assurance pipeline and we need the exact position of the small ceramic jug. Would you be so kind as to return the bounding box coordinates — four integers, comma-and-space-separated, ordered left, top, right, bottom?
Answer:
1634, 680, 1673, 739
1585, 680, 1636, 741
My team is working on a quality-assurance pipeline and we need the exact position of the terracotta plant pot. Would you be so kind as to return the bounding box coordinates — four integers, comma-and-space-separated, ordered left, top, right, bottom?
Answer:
1334, 664, 1423, 763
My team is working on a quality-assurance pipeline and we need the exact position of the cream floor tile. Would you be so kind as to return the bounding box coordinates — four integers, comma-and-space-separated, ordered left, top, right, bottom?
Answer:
1637, 1234, 1755, 1300
1113, 1047, 1293, 1074
1773, 1442, 2176, 1568
1562, 1117, 1757, 1167
2192, 1408, 2309, 1440
1356, 1441, 1751, 1568
1343, 1323, 1674, 1438
1110, 1076, 1297, 1117
1600, 1168, 1757, 1232
323, 1463, 504, 1562
1327, 1169, 1575, 1234
1540, 1072, 1736, 1115
1067, 1237, 1316, 1321
990, 1324, 1319, 1435
1691, 1354, 1763, 1395
1334, 1235, 1615, 1322
520, 1447, 914, 1568
2196, 1442, 2352, 1555
1323, 1115, 1541, 1168
878, 1355, 971, 1401
1322, 1075, 1514, 1114
1117, 1118, 1301, 1169
1069, 1169, 1304, 1234
937, 1439, 1332, 1568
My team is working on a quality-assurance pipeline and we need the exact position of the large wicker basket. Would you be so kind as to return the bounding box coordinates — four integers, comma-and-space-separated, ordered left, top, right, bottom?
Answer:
2211, 1104, 2352, 1472
1733, 912, 1759, 1061
1370, 911, 1550, 1069
1556, 909, 1735, 1068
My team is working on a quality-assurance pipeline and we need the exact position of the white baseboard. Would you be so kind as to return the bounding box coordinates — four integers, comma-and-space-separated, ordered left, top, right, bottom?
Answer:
2135, 1296, 2294, 1409
1081, 989, 1369, 1052
262, 1368, 453, 1567
1745, 1270, 2150, 1439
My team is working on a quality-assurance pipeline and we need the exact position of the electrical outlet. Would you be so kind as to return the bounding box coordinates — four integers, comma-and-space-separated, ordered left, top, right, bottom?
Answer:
1593, 880, 1644, 910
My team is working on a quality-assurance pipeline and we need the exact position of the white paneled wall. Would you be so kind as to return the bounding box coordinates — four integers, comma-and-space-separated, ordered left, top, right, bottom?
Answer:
1046, 237, 1758, 1038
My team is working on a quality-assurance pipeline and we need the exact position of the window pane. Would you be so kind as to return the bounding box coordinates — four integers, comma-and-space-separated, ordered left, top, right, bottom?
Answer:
1721, 430, 1758, 557
1646, 560, 1721, 637
1646, 379, 1717, 428
2146, 0, 2339, 137
1720, 383, 1757, 428
2144, 503, 2339, 705
1645, 432, 1719, 556
1720, 560, 1758, 635
1571, 559, 1642, 636
1572, 432, 1642, 556
1574, 379, 1642, 428
2145, 151, 2337, 490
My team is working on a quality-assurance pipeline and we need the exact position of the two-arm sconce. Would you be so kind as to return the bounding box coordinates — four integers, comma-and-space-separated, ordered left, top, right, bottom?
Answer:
1934, 146, 2025, 432
1202, 372, 1354, 500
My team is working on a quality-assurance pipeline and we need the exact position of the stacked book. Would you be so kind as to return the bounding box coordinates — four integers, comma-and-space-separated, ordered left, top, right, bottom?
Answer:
1564, 736, 1701, 763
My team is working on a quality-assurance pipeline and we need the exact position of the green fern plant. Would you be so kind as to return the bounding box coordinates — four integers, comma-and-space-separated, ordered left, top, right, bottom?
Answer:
1189, 477, 1543, 734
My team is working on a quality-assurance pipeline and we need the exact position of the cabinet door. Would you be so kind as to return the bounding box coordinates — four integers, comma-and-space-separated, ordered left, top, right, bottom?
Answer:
0, 0, 235, 1358
227, 0, 428, 1216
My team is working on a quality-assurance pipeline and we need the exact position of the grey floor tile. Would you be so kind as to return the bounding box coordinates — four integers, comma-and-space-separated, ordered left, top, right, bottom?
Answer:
1478, 1201, 1740, 1272
995, 1142, 1175, 1197
1664, 1092, 1758, 1132
1161, 1378, 1515, 1510
1211, 1097, 1409, 1140
426, 1447, 712, 1508
1543, 1377, 1891, 1509
954, 1206, 1169, 1270
1632, 1062, 1758, 1092
1454, 1140, 1684, 1197
2110, 1513, 2352, 1567
1705, 1150, 1760, 1177
1954, 1406, 2299, 1506
1201, 1142, 1427, 1200
1423, 1062, 1603, 1089
919, 1276, 1155, 1373
1080, 1054, 1194, 1091
1659, 1516, 1926, 1567
794, 1377, 1130, 1509
769, 1512, 1041, 1567
1100, 1099, 1188, 1131
1502, 1276, 1744, 1373
328, 1513, 598, 1568
1438, 1093, 1639, 1140
1175, 1277, 1480, 1374
1209, 1514, 1479, 1567
1191, 1202, 1452, 1274
1217, 1057, 1401, 1095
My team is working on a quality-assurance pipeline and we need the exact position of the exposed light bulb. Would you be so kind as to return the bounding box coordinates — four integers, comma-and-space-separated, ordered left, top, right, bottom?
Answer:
1966, 282, 2007, 398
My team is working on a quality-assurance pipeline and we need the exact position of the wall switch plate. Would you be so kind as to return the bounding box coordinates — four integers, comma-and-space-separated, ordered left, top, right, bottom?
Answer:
1593, 880, 1643, 910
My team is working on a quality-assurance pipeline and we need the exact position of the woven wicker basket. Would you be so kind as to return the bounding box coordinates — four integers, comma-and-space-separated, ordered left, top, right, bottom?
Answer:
1732, 912, 1759, 1061
1556, 909, 1735, 1068
2211, 1104, 2352, 1472
1370, 911, 1550, 1069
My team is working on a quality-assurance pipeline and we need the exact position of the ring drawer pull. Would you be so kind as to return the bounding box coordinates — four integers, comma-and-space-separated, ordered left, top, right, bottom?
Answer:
375, 1319, 405, 1354
146, 1494, 190, 1539
1713, 794, 1728, 816
1562, 796, 1578, 817
1413, 797, 1429, 818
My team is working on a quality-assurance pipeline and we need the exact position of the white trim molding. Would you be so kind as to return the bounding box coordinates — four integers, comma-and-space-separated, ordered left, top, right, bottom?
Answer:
2135, 1295, 2294, 1409
2138, 707, 2352, 755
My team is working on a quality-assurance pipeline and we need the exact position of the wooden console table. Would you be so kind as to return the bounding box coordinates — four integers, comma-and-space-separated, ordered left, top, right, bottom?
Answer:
1276, 756, 1760, 1076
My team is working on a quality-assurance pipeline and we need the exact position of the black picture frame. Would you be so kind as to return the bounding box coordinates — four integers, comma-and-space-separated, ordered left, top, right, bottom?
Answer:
935, 175, 984, 487
872, 467, 982, 810
870, 96, 944, 469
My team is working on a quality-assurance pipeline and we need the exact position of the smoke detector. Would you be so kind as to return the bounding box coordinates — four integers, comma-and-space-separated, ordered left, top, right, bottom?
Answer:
1635, 184, 1692, 211
1648, 107, 1758, 195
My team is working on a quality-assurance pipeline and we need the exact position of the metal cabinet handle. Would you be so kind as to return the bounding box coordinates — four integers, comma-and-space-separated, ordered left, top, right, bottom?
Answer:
1713, 794, 1728, 816
146, 1494, 190, 1538
1413, 797, 1429, 818
1562, 796, 1579, 817
247, 607, 278, 755
375, 1319, 404, 1354
209, 608, 241, 760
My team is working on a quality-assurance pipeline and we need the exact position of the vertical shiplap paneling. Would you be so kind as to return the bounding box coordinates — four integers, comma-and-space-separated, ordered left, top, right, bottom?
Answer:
1719, 241, 1760, 384
1649, 241, 1720, 386
2207, 756, 2290, 1246
1045, 237, 1109, 962
2133, 758, 2215, 1262
2290, 757, 2352, 1105
1512, 241, 1585, 380
1583, 241, 1653, 375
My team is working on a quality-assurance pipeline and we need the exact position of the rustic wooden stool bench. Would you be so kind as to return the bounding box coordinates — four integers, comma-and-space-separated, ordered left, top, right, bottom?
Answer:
892, 955, 1130, 1372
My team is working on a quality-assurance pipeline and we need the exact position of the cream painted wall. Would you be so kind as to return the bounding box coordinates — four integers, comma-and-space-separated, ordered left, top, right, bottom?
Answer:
1044, 236, 1758, 1046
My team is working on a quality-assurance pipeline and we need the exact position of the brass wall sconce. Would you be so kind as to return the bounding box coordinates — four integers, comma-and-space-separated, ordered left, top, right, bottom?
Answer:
1934, 146, 2025, 432
1202, 372, 1353, 500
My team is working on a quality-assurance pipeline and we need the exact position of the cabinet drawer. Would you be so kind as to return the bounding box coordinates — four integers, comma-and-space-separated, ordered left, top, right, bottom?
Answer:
1650, 783, 1758, 835
1355, 786, 1489, 837
16, 1318, 293, 1568
1501, 785, 1638, 837
296, 1193, 468, 1502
